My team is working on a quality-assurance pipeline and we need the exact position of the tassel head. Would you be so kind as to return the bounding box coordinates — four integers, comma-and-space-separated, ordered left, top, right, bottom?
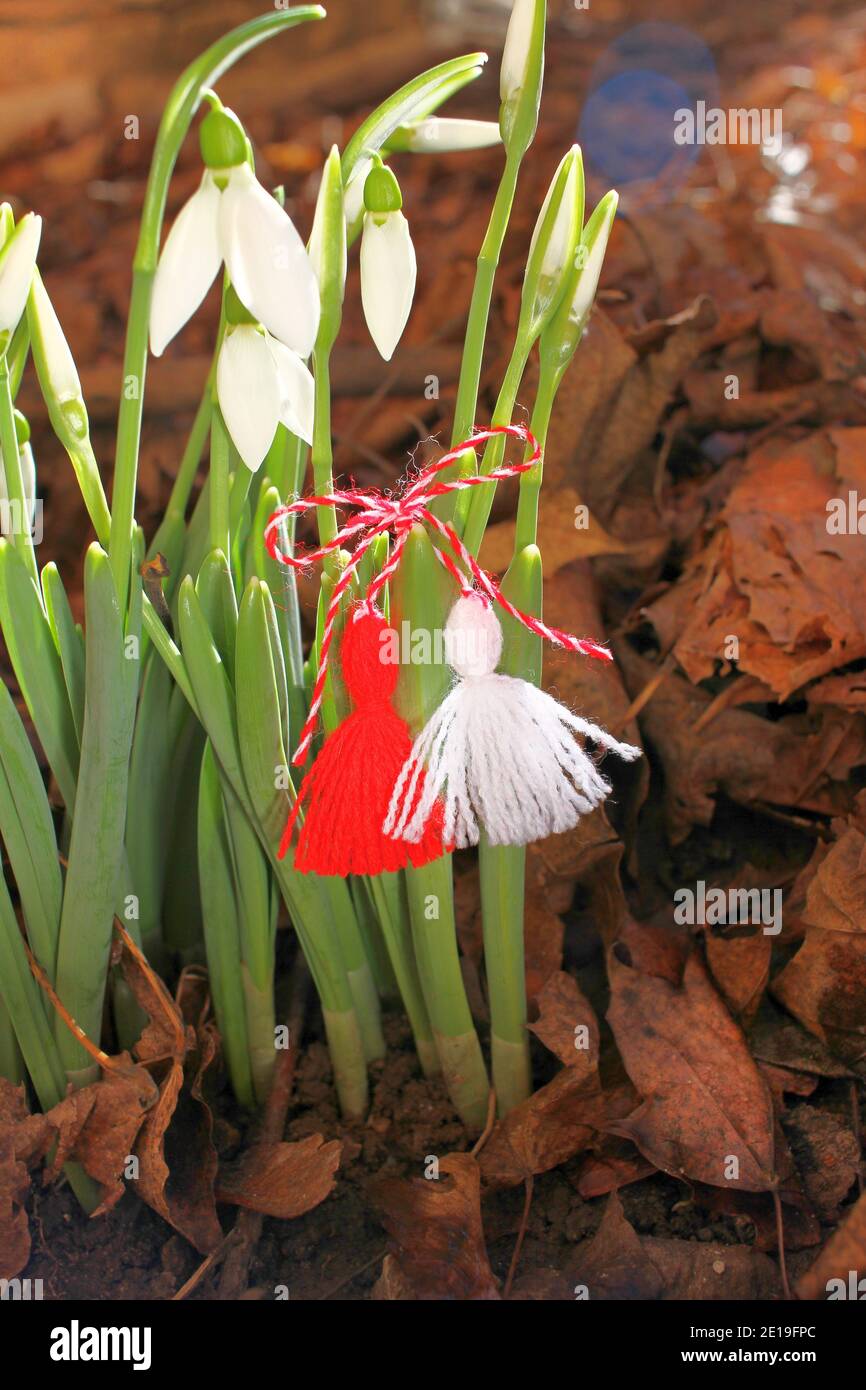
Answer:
444, 593, 502, 677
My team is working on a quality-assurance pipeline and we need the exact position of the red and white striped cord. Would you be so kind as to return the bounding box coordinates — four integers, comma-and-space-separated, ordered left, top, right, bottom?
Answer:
263, 424, 612, 765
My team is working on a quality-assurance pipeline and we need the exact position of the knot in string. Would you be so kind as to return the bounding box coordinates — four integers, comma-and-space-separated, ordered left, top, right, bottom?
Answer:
263, 424, 613, 765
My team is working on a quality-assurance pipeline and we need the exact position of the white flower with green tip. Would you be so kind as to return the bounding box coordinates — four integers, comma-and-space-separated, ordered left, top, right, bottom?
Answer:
359, 163, 416, 362
149, 103, 320, 359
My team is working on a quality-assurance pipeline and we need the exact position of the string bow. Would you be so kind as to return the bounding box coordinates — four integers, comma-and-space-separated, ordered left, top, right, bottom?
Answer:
264, 424, 612, 765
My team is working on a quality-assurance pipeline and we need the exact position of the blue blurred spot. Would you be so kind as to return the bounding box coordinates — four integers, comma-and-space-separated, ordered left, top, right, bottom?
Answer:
578, 23, 719, 192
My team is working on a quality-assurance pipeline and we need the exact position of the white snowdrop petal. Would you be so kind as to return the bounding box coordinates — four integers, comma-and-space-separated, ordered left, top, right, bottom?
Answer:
0, 214, 41, 336
149, 175, 221, 356
216, 326, 282, 472
360, 211, 416, 362
406, 118, 501, 153
570, 210, 616, 324
268, 336, 315, 445
29, 273, 81, 400
219, 165, 320, 358
500, 0, 536, 102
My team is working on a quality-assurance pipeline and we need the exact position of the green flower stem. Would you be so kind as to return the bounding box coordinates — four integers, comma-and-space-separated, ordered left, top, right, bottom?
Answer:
7, 318, 29, 399
450, 145, 523, 450
108, 5, 326, 615
478, 361, 564, 1116
404, 858, 488, 1130
513, 358, 558, 552
366, 871, 439, 1077
273, 859, 369, 1115
209, 406, 231, 557
478, 835, 531, 1113
392, 526, 489, 1130
229, 460, 253, 535
68, 438, 112, 549
149, 371, 212, 560
108, 273, 151, 612
352, 880, 398, 997
270, 427, 307, 503
323, 876, 386, 1062
311, 348, 339, 552
477, 543, 542, 1116
459, 334, 532, 555
0, 357, 37, 584
306, 337, 386, 1034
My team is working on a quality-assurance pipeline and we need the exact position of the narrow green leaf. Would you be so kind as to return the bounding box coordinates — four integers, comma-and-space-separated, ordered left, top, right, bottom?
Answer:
177, 574, 248, 813
53, 544, 136, 1079
42, 561, 86, 743
0, 680, 63, 982
0, 867, 66, 1110
342, 53, 488, 184
198, 740, 256, 1109
0, 540, 79, 809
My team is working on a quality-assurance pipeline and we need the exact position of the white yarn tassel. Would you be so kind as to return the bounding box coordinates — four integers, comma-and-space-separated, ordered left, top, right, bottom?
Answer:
384, 594, 641, 849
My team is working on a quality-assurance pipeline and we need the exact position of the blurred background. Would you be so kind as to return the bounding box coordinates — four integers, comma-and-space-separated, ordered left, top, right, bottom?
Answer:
1, 0, 864, 597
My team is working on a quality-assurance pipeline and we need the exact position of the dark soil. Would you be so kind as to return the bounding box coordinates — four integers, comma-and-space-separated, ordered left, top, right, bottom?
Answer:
23, 924, 851, 1301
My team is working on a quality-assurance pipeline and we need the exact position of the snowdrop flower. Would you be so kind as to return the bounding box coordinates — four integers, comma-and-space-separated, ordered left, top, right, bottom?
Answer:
541, 190, 618, 374
0, 211, 41, 349
360, 163, 416, 362
511, 145, 583, 352
385, 118, 501, 154
150, 102, 319, 359
0, 411, 36, 534
216, 289, 314, 473
500, 0, 538, 104
499, 0, 545, 153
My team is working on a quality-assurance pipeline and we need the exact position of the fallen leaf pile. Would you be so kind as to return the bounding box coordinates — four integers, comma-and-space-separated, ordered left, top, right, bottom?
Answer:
0, 927, 340, 1280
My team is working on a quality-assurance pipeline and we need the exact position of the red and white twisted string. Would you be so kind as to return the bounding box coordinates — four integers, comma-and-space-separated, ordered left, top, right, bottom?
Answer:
264, 424, 612, 765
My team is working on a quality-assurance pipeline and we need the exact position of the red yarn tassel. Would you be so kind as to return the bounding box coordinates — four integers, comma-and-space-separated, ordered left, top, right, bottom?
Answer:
278, 605, 446, 876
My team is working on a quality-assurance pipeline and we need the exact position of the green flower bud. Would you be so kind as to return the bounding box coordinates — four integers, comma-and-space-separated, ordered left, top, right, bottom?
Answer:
363, 162, 402, 215
199, 104, 248, 171
540, 189, 618, 379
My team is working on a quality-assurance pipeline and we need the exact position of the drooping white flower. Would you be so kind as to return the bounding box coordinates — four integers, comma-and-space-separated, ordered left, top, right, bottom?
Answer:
360, 211, 416, 362
359, 163, 416, 362
388, 118, 502, 153
150, 164, 320, 359
216, 324, 314, 472
0, 212, 41, 339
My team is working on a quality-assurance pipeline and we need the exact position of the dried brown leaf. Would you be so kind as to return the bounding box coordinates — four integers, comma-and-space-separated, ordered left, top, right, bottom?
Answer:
217, 1135, 341, 1220
372, 1153, 500, 1300
607, 942, 777, 1192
